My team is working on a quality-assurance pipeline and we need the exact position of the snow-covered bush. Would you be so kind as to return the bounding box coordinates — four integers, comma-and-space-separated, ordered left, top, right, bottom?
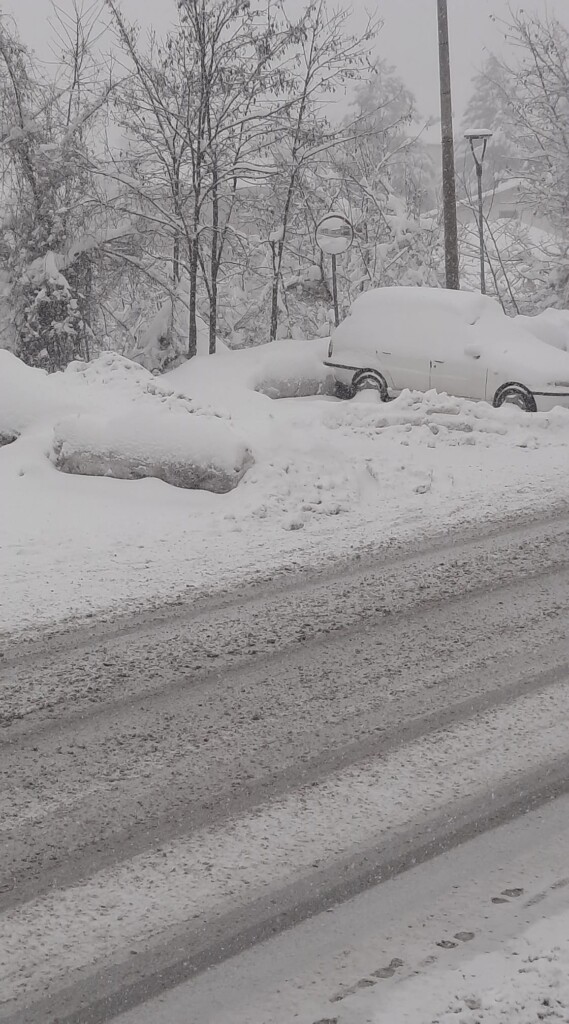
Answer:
164, 338, 332, 402
16, 272, 84, 372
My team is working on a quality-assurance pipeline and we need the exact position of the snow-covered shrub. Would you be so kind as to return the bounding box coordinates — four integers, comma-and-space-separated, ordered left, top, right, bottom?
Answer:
16, 273, 84, 372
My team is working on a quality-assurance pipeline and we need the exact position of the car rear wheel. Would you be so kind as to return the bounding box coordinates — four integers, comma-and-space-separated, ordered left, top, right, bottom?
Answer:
352, 369, 389, 401
493, 383, 537, 413
334, 380, 355, 400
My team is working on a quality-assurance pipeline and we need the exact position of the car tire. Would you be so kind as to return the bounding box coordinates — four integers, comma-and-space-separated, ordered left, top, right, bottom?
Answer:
334, 380, 355, 400
352, 369, 389, 401
493, 383, 537, 413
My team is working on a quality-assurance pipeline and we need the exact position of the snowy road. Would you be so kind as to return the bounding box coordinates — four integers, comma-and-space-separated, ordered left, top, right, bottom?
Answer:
112, 792, 569, 1024
1, 514, 569, 1022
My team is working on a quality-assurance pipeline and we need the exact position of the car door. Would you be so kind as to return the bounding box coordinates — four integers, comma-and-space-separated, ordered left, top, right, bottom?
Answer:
377, 344, 430, 392
428, 342, 488, 400
374, 311, 431, 393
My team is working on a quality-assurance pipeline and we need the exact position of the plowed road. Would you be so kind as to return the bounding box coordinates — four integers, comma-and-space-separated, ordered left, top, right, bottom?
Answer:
1, 514, 569, 1023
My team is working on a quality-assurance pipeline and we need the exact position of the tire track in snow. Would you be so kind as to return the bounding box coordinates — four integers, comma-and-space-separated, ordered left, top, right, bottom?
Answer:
2, 681, 569, 1016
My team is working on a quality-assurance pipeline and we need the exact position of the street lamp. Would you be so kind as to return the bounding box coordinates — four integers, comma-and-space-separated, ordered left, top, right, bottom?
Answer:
464, 128, 493, 294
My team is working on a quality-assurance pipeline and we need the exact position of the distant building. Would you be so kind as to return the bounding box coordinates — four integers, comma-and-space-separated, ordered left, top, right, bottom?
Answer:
457, 178, 555, 235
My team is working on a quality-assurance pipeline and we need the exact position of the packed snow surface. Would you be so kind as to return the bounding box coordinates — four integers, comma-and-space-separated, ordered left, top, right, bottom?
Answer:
3, 321, 569, 633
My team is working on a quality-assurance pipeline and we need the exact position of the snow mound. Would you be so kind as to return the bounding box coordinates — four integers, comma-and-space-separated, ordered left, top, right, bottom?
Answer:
66, 351, 155, 390
323, 389, 569, 450
0, 349, 77, 437
0, 350, 251, 492
53, 408, 252, 492
165, 338, 331, 401
66, 351, 230, 421
251, 338, 331, 398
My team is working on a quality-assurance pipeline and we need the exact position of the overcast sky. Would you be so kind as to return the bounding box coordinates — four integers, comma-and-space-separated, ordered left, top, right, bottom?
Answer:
7, 0, 569, 124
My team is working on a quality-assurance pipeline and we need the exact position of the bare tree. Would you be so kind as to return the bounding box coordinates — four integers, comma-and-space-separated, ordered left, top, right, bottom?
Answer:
266, 0, 378, 341
104, 0, 309, 359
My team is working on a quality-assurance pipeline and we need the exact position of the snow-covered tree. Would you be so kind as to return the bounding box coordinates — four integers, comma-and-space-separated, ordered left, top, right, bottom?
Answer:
0, 3, 114, 369
263, 1, 379, 341
462, 14, 569, 311
460, 54, 517, 187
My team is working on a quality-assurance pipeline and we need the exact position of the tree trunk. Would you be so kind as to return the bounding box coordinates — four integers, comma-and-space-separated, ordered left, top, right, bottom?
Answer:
173, 161, 182, 287
209, 161, 219, 355
188, 238, 199, 359
269, 240, 280, 341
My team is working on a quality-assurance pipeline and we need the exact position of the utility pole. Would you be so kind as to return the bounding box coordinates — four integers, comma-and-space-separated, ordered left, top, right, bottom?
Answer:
437, 0, 460, 289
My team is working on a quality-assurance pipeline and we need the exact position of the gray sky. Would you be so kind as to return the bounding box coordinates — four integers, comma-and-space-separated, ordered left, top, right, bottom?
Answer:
7, 0, 569, 124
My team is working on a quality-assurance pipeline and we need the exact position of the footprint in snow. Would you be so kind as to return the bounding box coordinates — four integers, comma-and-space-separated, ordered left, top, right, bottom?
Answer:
492, 887, 524, 904
372, 957, 404, 979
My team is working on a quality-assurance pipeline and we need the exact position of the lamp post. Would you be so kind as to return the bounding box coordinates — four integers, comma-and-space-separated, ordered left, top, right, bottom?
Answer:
464, 129, 493, 294
437, 0, 460, 290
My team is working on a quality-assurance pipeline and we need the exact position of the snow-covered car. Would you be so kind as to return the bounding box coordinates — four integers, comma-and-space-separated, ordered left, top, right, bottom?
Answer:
324, 287, 569, 412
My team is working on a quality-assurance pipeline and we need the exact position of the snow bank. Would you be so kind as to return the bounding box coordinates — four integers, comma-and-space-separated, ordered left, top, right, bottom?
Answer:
53, 409, 251, 493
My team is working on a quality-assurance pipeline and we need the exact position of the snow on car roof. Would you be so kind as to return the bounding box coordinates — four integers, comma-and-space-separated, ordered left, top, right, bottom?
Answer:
349, 286, 499, 325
